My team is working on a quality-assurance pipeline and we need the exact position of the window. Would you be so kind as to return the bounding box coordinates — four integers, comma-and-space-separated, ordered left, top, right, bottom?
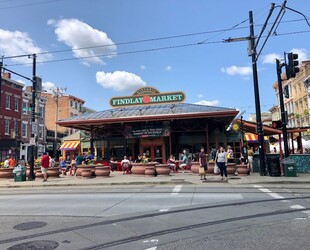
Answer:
39, 125, 44, 139
5, 120, 10, 135
70, 100, 73, 107
5, 95, 10, 109
14, 120, 19, 135
74, 101, 78, 109
22, 123, 27, 138
14, 98, 19, 111
79, 103, 82, 112
39, 106, 44, 118
23, 101, 28, 114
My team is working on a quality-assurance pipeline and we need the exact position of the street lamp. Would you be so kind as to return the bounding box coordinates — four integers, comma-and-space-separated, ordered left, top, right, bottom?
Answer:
51, 87, 66, 160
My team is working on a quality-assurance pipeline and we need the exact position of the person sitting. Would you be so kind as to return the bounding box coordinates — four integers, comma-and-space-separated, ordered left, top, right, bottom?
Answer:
179, 150, 189, 173
109, 157, 117, 172
75, 153, 84, 165
70, 158, 77, 176
167, 155, 176, 172
59, 158, 67, 176
121, 156, 131, 174
141, 153, 149, 164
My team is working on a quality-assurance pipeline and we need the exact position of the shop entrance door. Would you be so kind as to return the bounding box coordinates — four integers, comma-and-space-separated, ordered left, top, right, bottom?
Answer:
142, 145, 163, 163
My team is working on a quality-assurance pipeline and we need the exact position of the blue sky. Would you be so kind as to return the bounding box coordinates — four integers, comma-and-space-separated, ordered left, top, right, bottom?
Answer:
1, 0, 309, 118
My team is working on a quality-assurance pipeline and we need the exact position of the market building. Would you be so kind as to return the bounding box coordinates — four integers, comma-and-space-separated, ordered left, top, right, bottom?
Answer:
57, 87, 240, 163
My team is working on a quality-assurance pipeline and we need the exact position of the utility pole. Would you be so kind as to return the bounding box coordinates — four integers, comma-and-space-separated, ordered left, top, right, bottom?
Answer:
51, 87, 66, 160
276, 59, 289, 157
29, 54, 37, 181
249, 11, 266, 175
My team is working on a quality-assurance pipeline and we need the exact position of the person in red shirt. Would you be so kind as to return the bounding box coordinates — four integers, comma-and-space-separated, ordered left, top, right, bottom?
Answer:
8, 156, 16, 168
40, 152, 49, 182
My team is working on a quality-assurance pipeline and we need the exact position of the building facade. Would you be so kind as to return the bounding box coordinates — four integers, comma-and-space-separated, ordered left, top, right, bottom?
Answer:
271, 60, 310, 129
20, 89, 47, 161
0, 73, 24, 162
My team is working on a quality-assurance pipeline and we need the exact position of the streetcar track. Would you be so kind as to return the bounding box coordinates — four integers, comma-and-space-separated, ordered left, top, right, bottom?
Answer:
0, 195, 309, 245
78, 207, 310, 250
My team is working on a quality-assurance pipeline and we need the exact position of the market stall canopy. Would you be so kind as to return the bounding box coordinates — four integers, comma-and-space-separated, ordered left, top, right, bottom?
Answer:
244, 133, 268, 142
59, 141, 80, 151
57, 103, 239, 131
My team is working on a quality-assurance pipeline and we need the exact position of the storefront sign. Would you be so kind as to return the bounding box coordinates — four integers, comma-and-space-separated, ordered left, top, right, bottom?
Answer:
124, 123, 170, 138
110, 87, 185, 107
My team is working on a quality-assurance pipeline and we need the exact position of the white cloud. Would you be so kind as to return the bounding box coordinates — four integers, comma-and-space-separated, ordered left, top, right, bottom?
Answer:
0, 29, 51, 64
48, 18, 117, 65
42, 81, 57, 92
194, 100, 220, 106
291, 48, 308, 62
262, 53, 282, 64
140, 65, 146, 70
221, 65, 252, 76
198, 94, 203, 98
166, 65, 172, 71
96, 71, 146, 91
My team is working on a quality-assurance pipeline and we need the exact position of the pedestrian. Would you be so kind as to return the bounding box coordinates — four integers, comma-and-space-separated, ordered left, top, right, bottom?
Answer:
70, 158, 77, 176
199, 146, 207, 181
216, 146, 228, 181
247, 146, 254, 174
40, 152, 49, 182
226, 145, 234, 163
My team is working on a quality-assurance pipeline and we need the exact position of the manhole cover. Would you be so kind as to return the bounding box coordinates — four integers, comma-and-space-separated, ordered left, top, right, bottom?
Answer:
7, 240, 59, 250
13, 221, 47, 231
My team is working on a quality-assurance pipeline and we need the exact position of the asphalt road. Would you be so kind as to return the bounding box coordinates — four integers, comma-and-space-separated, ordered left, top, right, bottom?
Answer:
0, 184, 310, 250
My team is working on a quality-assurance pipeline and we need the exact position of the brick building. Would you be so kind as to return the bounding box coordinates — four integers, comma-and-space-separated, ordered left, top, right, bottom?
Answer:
0, 73, 24, 162
40, 92, 85, 158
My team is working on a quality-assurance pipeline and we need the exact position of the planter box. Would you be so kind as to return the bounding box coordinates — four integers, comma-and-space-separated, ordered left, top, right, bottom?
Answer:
0, 168, 14, 178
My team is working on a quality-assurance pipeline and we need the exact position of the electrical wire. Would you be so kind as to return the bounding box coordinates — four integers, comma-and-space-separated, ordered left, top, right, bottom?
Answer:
0, 0, 61, 10
6, 28, 310, 67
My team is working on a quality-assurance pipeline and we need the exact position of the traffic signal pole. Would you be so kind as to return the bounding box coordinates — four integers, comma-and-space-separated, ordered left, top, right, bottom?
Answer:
249, 11, 266, 175
276, 59, 289, 158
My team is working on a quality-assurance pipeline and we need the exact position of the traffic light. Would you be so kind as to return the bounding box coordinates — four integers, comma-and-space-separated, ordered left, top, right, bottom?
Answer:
272, 120, 282, 129
286, 52, 299, 79
283, 85, 289, 98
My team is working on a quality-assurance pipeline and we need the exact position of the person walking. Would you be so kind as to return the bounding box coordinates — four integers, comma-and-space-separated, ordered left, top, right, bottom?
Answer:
40, 152, 49, 182
226, 146, 234, 163
121, 156, 131, 174
199, 146, 207, 181
216, 146, 228, 181
247, 146, 254, 174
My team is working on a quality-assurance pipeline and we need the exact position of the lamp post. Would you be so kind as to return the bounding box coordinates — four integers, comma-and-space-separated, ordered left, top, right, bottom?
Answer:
51, 87, 66, 160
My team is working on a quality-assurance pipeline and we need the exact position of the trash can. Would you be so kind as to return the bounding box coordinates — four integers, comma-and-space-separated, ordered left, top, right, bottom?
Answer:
253, 153, 260, 172
13, 165, 26, 182
283, 158, 296, 177
266, 154, 281, 177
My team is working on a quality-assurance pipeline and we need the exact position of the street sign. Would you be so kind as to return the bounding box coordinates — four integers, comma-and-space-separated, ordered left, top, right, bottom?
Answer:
29, 137, 36, 145
32, 123, 37, 135
22, 107, 32, 111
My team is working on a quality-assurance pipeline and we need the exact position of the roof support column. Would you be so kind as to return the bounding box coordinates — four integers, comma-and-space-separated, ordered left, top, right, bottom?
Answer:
90, 125, 94, 157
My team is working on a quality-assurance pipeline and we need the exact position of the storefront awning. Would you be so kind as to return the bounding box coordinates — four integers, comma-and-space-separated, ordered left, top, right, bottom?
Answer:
59, 141, 80, 151
245, 133, 268, 142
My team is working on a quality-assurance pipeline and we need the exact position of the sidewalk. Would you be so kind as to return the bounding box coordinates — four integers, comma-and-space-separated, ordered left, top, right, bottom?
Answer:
0, 172, 310, 188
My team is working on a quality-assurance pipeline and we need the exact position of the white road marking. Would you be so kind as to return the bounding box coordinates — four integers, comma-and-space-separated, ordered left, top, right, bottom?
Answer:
290, 205, 305, 210
254, 186, 285, 199
158, 209, 169, 212
145, 247, 157, 250
171, 185, 182, 195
